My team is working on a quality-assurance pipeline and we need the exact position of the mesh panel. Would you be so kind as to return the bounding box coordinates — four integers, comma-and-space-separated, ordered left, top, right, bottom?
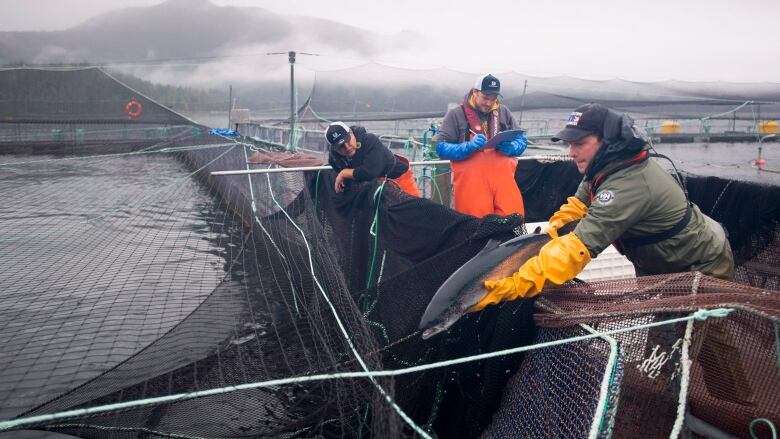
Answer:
2, 68, 780, 439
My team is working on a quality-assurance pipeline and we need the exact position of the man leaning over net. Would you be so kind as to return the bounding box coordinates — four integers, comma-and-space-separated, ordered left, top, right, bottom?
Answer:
474, 103, 735, 310
325, 121, 420, 197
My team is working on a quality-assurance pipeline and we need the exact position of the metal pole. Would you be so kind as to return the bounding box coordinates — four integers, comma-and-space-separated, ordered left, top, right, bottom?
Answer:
518, 79, 528, 127
289, 51, 296, 151
757, 134, 778, 169
210, 156, 570, 176
228, 85, 233, 129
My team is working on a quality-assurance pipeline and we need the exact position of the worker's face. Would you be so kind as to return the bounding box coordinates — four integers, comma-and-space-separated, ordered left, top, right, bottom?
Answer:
568, 134, 602, 174
336, 132, 357, 158
472, 90, 499, 113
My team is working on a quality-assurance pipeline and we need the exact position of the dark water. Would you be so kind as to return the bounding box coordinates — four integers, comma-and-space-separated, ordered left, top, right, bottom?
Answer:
649, 142, 780, 184
0, 153, 235, 422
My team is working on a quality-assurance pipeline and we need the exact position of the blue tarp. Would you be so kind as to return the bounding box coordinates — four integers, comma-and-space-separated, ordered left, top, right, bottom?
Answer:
208, 128, 240, 137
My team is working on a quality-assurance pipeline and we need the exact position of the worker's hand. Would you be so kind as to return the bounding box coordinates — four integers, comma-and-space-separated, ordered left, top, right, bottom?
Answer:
467, 134, 487, 151
547, 197, 588, 238
334, 169, 353, 193
471, 233, 592, 312
497, 134, 528, 156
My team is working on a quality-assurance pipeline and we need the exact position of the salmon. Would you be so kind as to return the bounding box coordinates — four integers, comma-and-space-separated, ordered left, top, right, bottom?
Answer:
419, 222, 578, 339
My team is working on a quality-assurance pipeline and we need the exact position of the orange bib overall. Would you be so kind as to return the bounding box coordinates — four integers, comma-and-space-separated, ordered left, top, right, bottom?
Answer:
451, 148, 524, 217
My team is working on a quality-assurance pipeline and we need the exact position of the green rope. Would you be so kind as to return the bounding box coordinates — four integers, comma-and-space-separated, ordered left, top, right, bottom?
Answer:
365, 181, 386, 289
416, 175, 443, 204
422, 381, 444, 432
287, 124, 305, 152
313, 170, 322, 212
35, 423, 211, 439
403, 137, 415, 160
0, 308, 734, 433
0, 142, 233, 167
577, 321, 620, 439
358, 405, 370, 438
362, 252, 386, 317
594, 342, 621, 437
245, 160, 301, 315
750, 418, 777, 439
775, 322, 780, 371
261, 172, 429, 438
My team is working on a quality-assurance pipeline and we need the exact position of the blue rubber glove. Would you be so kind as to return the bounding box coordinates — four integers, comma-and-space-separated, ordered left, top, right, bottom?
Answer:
469, 134, 487, 150
436, 134, 487, 160
496, 134, 528, 156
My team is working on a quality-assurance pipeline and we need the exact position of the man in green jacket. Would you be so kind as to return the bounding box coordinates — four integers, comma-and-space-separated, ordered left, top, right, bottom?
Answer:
474, 103, 734, 310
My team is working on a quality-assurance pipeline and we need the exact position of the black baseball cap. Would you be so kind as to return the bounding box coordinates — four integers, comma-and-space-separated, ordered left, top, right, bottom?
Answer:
551, 103, 608, 142
325, 121, 350, 148
474, 73, 501, 96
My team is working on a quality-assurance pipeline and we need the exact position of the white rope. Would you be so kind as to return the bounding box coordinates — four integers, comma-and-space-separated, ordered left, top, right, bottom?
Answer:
670, 272, 701, 438
583, 322, 619, 439
0, 308, 734, 433
241, 149, 301, 315
262, 168, 431, 438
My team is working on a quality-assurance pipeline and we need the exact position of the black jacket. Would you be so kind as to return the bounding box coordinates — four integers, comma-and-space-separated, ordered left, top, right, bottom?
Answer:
328, 126, 408, 181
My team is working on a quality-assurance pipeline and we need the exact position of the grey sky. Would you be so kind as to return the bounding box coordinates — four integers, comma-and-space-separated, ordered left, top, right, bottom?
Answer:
2, 0, 779, 82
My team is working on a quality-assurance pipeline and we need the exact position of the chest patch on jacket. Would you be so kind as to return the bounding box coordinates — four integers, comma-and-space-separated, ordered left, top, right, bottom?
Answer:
596, 190, 615, 205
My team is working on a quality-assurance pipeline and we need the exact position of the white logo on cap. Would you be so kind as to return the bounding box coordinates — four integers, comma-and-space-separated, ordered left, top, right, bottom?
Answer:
567, 111, 583, 127
331, 132, 339, 139
490, 81, 497, 87
596, 190, 615, 205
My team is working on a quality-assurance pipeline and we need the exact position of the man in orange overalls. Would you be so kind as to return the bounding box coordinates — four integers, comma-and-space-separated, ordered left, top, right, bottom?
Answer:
431, 74, 527, 217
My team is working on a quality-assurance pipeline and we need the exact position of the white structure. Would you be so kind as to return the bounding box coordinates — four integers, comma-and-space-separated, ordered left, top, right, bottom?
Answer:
525, 222, 636, 282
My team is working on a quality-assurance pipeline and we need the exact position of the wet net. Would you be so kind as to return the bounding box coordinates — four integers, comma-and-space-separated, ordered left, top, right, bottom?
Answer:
2, 139, 779, 438
1, 68, 780, 439
0, 67, 200, 154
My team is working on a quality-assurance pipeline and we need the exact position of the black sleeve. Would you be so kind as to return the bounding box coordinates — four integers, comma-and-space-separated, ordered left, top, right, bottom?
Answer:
386, 158, 408, 179
352, 134, 394, 182
328, 148, 350, 172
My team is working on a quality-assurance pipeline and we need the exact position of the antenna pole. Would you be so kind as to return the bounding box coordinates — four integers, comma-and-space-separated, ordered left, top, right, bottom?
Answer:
289, 51, 297, 151
517, 80, 528, 127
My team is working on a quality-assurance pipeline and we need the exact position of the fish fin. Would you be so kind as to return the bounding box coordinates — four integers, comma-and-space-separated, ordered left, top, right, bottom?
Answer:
477, 238, 502, 255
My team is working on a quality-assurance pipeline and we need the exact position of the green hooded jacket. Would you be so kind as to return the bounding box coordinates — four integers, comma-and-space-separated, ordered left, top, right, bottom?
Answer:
572, 154, 734, 279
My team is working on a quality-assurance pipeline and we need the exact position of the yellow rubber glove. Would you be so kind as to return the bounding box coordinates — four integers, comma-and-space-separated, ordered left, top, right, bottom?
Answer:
473, 233, 592, 311
547, 197, 588, 238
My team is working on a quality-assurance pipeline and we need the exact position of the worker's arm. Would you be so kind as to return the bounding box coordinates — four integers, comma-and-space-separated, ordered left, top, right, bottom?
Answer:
473, 233, 591, 311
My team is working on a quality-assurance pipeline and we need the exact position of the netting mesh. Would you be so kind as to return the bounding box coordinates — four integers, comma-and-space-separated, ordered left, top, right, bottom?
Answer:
3, 138, 778, 438
529, 274, 780, 439
1, 68, 780, 439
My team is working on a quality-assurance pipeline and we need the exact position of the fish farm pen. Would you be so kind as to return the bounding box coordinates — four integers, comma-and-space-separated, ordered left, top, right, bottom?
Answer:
0, 67, 779, 439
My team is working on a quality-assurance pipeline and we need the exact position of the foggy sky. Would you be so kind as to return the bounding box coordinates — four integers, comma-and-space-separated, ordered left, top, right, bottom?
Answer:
2, 0, 779, 82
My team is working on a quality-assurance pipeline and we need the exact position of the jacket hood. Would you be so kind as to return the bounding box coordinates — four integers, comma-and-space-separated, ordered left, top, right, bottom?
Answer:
585, 110, 649, 180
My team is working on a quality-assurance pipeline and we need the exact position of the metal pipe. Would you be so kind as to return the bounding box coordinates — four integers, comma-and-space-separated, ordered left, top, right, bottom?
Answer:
757, 134, 778, 163
289, 51, 296, 150
684, 409, 739, 439
518, 79, 528, 127
210, 155, 570, 176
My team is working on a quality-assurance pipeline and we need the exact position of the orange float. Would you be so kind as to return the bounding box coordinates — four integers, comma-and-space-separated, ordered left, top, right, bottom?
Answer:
125, 100, 143, 119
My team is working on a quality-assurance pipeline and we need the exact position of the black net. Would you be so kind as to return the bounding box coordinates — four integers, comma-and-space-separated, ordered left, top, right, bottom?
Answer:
2, 68, 780, 439
303, 66, 780, 120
